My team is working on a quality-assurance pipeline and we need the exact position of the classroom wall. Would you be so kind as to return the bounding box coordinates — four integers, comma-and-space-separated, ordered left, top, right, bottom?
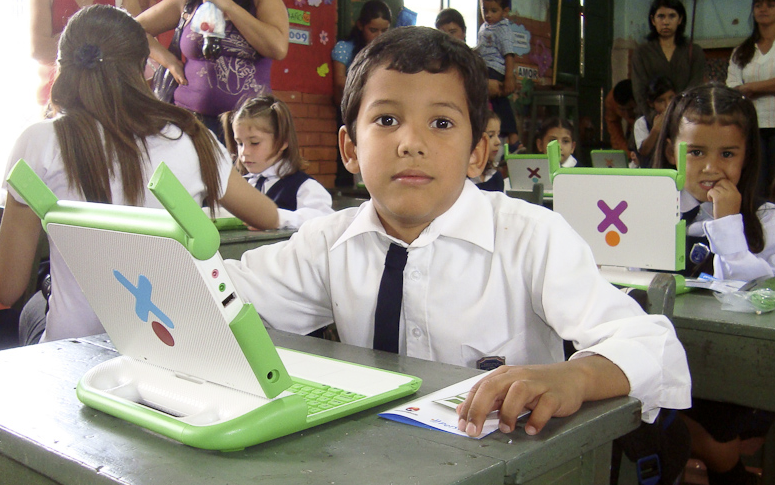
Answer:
270, 0, 339, 189
610, 0, 753, 88
274, 91, 339, 188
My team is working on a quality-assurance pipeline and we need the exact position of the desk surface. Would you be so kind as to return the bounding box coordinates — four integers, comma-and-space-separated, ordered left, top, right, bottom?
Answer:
218, 228, 295, 260
673, 290, 775, 411
0, 332, 640, 485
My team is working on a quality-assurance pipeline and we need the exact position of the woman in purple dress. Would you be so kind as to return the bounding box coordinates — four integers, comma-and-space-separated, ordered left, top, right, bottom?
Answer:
137, 0, 289, 137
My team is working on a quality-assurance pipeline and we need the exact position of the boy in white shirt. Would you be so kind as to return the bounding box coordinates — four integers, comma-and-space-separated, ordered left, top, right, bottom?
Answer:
225, 27, 691, 438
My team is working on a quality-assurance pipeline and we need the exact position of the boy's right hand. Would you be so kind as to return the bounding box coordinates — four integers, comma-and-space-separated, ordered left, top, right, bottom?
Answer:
456, 355, 630, 438
455, 362, 586, 437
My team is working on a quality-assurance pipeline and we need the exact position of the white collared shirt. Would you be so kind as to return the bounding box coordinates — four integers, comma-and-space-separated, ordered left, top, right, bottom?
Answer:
226, 181, 691, 422
727, 44, 775, 128
681, 190, 775, 280
245, 163, 333, 229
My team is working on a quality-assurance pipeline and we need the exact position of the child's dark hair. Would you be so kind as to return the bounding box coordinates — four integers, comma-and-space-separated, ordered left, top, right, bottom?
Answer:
536, 117, 575, 146
646, 75, 675, 104
646, 0, 687, 44
486, 0, 511, 9
341, 26, 488, 153
732, 0, 764, 69
349, 0, 392, 59
221, 94, 305, 178
612, 79, 634, 106
435, 8, 466, 35
652, 83, 764, 253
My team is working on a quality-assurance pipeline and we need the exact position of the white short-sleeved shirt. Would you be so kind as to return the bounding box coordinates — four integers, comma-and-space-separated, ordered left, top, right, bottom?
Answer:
681, 190, 775, 281
727, 45, 775, 128
634, 116, 649, 150
244, 163, 334, 229
3, 119, 234, 342
225, 181, 692, 422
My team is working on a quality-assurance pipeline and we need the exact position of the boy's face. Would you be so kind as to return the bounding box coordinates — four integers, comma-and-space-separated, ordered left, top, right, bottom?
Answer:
438, 22, 465, 41
482, 1, 507, 25
340, 66, 488, 242
485, 118, 502, 163
538, 127, 575, 162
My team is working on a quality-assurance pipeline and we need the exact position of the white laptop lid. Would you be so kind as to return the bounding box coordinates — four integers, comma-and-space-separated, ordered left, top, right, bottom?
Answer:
506, 155, 553, 193
548, 140, 687, 272
590, 150, 629, 169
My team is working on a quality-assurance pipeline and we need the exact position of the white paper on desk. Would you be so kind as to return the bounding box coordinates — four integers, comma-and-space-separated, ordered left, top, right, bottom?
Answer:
379, 372, 502, 439
684, 274, 746, 293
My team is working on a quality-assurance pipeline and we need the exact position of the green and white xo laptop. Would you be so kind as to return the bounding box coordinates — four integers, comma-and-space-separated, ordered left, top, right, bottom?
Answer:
547, 140, 688, 290
7, 160, 421, 452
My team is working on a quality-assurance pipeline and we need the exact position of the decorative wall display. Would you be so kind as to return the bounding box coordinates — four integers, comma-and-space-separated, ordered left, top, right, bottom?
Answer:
271, 0, 336, 94
511, 23, 532, 56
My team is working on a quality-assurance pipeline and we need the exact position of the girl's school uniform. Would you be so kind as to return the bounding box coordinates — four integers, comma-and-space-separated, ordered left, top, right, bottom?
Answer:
634, 115, 649, 151
472, 168, 504, 192
245, 163, 333, 229
562, 155, 577, 168
680, 190, 775, 281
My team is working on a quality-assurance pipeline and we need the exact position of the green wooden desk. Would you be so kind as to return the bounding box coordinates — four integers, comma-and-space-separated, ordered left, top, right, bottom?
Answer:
218, 228, 295, 260
673, 290, 775, 483
672, 290, 775, 412
0, 331, 640, 485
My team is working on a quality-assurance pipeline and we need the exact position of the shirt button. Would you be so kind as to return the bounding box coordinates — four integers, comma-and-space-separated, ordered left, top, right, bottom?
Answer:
410, 271, 421, 281
411, 328, 422, 339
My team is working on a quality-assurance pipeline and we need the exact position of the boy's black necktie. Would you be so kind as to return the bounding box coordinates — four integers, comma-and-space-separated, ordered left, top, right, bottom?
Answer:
373, 243, 408, 353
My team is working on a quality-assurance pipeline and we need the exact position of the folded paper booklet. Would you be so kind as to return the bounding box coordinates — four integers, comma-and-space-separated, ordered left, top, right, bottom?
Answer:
380, 372, 529, 439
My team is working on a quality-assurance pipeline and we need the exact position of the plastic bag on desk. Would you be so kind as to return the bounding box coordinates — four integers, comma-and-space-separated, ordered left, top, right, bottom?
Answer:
714, 288, 775, 314
190, 1, 226, 59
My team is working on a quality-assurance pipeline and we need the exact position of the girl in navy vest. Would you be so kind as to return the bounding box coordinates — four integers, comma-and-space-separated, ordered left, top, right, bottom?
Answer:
222, 95, 334, 229
653, 83, 775, 485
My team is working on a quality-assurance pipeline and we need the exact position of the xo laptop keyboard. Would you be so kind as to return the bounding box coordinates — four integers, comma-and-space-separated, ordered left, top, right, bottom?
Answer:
289, 379, 367, 416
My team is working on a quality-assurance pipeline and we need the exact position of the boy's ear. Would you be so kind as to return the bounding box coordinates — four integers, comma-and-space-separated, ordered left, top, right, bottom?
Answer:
665, 138, 677, 166
466, 134, 490, 178
339, 126, 361, 174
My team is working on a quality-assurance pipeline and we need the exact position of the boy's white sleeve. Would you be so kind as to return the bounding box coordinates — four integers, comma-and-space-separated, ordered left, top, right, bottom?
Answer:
535, 213, 692, 422
276, 178, 335, 229
223, 218, 337, 334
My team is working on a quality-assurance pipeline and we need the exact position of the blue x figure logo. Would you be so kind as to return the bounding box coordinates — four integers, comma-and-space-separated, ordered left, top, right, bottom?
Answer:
113, 270, 175, 329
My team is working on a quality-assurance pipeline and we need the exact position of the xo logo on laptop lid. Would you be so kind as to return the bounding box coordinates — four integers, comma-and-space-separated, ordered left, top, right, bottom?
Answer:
113, 270, 176, 346
526, 166, 541, 183
597, 200, 628, 247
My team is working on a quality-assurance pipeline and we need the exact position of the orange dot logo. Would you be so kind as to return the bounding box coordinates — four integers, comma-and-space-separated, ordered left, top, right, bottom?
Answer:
605, 231, 620, 247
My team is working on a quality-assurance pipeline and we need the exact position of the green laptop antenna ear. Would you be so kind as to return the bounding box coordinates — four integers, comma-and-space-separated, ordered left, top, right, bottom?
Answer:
6, 159, 59, 222
147, 162, 220, 261
675, 142, 687, 191
546, 139, 561, 181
